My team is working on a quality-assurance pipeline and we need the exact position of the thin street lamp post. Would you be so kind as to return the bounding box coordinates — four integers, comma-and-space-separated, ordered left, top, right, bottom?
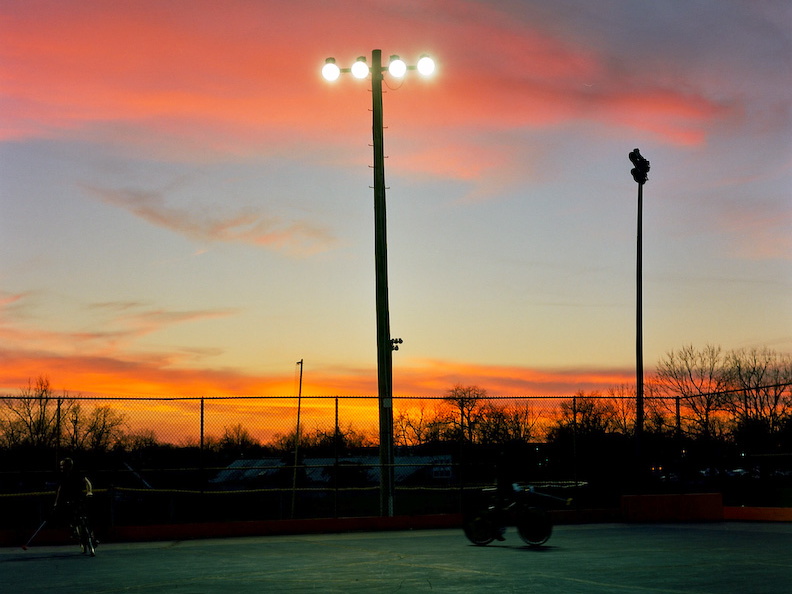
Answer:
291, 359, 304, 518
322, 50, 435, 516
628, 148, 650, 462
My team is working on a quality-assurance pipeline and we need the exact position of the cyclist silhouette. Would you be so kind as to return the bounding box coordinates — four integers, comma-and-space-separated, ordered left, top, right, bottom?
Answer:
493, 441, 527, 539
53, 457, 96, 553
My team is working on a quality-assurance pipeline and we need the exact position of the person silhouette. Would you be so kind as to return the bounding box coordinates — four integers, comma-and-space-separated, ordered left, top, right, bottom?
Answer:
52, 458, 96, 553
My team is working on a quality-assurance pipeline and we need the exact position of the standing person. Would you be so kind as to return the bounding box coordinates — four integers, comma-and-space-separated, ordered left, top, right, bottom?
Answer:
53, 457, 97, 554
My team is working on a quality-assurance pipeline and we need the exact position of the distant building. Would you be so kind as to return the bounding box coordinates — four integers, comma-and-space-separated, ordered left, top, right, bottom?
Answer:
209, 455, 453, 489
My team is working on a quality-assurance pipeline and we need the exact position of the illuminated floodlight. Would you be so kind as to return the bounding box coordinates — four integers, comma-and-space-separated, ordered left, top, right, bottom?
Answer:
388, 55, 407, 78
417, 54, 435, 76
322, 57, 341, 81
351, 56, 369, 79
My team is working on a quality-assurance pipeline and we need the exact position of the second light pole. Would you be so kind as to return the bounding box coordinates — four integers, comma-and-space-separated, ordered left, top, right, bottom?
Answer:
323, 50, 435, 516
629, 148, 650, 463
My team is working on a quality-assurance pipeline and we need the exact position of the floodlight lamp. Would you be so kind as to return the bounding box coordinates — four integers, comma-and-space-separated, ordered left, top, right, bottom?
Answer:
388, 55, 407, 78
322, 57, 341, 81
417, 54, 435, 76
351, 56, 369, 79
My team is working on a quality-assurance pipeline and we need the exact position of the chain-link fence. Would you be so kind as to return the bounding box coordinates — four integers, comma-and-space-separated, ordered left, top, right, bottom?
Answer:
1, 389, 790, 530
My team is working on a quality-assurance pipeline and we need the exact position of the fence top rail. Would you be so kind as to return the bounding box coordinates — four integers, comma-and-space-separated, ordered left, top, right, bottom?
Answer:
2, 382, 788, 402
0, 394, 582, 401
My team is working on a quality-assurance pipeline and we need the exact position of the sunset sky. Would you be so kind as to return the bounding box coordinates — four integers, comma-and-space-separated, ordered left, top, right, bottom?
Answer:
1, 0, 790, 402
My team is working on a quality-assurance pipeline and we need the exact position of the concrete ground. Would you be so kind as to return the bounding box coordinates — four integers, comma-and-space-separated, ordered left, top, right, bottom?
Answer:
2, 522, 791, 593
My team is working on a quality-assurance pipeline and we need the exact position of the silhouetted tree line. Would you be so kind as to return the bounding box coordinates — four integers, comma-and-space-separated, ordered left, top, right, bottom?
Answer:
404, 347, 792, 452
393, 385, 541, 447
0, 377, 127, 453
0, 378, 381, 483
1, 345, 790, 474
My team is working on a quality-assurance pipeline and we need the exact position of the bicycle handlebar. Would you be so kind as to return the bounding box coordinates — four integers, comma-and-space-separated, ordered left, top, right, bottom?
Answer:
512, 483, 573, 505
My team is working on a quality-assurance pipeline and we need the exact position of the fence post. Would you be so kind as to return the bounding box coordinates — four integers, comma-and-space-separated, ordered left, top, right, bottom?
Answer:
55, 397, 61, 469
334, 395, 339, 517
200, 397, 205, 495
572, 394, 578, 489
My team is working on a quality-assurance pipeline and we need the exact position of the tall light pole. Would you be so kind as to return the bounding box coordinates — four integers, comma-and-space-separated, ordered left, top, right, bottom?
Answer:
322, 50, 435, 516
628, 148, 650, 463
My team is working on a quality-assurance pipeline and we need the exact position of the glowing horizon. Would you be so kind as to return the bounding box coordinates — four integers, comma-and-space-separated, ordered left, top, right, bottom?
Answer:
1, 1, 790, 419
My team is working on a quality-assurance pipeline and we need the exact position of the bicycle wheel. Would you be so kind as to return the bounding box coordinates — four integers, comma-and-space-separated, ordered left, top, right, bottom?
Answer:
76, 517, 95, 556
463, 514, 496, 546
516, 506, 552, 547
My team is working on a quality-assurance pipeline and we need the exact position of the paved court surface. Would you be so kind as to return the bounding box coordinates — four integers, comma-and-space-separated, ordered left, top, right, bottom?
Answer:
2, 522, 791, 593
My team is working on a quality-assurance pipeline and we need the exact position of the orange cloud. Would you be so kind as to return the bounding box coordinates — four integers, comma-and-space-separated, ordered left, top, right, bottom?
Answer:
0, 346, 636, 444
393, 359, 634, 397
0, 346, 634, 401
1, 294, 634, 399
0, 348, 287, 399
1, 287, 635, 443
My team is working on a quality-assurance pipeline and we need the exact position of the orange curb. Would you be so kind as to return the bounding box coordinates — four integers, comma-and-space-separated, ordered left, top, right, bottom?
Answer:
4, 506, 790, 547
2, 514, 465, 547
106, 514, 464, 542
723, 507, 792, 522
621, 493, 724, 522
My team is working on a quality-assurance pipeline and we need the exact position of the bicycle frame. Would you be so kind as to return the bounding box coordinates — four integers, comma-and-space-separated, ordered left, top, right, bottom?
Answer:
463, 483, 563, 547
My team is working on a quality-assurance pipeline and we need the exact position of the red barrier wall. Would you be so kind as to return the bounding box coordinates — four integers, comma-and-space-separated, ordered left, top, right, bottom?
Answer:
621, 493, 724, 522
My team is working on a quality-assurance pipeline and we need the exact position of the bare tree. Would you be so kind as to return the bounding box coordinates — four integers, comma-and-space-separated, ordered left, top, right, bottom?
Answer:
476, 402, 540, 444
394, 403, 439, 447
443, 384, 486, 442
0, 376, 72, 448
548, 391, 620, 441
122, 430, 160, 451
606, 384, 636, 436
724, 347, 792, 434
655, 345, 731, 439
643, 378, 675, 437
219, 423, 259, 452
272, 424, 374, 453
63, 404, 127, 452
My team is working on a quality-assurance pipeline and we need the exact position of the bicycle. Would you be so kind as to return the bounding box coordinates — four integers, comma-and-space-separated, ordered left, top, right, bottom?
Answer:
50, 457, 97, 556
72, 508, 98, 557
463, 483, 570, 547
57, 501, 98, 556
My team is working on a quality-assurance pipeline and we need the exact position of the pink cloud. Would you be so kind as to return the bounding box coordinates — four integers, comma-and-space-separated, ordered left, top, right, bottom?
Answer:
0, 0, 728, 159
81, 184, 338, 255
715, 200, 792, 261
1, 294, 238, 360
